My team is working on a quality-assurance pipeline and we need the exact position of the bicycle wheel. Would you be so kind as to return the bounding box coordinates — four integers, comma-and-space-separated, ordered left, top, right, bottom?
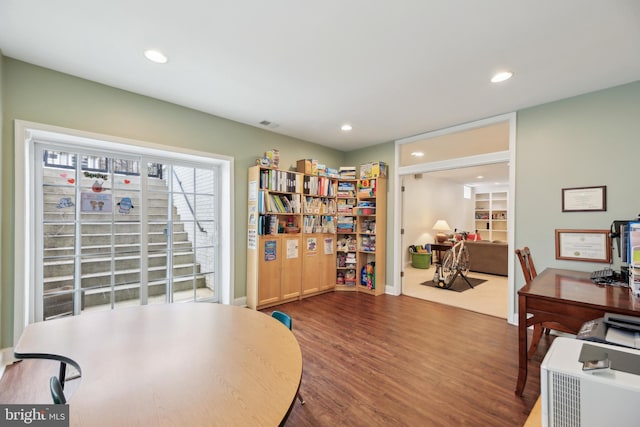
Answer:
440, 251, 456, 288
459, 245, 470, 276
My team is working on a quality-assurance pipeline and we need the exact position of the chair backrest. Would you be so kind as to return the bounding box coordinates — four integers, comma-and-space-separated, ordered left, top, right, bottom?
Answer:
271, 310, 292, 330
50, 376, 67, 404
515, 246, 537, 284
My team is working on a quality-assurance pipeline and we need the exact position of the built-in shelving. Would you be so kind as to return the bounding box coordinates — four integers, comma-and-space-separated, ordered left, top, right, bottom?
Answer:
474, 191, 508, 241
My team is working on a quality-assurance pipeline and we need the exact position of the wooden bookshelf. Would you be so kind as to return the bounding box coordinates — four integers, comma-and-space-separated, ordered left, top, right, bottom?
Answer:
336, 179, 358, 291
246, 166, 337, 309
335, 176, 386, 295
246, 165, 386, 309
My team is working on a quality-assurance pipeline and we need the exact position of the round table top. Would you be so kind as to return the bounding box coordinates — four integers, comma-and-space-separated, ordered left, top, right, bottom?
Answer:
15, 303, 303, 426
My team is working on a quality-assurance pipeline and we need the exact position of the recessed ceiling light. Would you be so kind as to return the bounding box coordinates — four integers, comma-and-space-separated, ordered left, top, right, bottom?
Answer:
144, 49, 168, 64
476, 175, 484, 179
341, 124, 352, 132
491, 71, 513, 83
410, 151, 424, 157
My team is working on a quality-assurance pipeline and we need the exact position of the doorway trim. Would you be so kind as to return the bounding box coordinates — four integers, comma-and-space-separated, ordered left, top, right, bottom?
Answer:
393, 113, 517, 325
13, 119, 235, 343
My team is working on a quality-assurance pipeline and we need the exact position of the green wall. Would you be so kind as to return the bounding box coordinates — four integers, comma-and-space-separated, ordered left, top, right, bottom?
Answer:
2, 52, 638, 347
0, 57, 347, 347
514, 81, 640, 309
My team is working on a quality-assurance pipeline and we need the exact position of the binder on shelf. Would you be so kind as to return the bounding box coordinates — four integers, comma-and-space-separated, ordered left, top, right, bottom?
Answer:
627, 222, 640, 265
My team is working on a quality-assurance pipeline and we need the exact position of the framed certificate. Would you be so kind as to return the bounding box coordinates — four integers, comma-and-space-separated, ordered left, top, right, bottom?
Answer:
562, 186, 606, 212
555, 229, 611, 263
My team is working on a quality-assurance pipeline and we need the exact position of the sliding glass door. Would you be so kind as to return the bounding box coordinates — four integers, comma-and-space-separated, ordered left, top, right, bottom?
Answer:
36, 143, 218, 320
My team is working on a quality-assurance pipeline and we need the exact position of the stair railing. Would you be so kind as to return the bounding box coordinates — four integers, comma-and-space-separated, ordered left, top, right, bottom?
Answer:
172, 169, 207, 233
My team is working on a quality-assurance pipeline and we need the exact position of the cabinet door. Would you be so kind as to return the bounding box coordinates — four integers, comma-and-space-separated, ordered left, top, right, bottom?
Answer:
281, 236, 302, 300
319, 234, 336, 291
301, 235, 324, 296
258, 236, 282, 306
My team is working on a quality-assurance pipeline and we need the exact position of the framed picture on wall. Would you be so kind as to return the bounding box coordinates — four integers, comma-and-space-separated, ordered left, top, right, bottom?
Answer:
555, 229, 611, 263
561, 186, 606, 212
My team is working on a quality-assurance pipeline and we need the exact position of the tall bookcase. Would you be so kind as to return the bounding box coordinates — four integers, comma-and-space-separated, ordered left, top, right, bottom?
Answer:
336, 177, 386, 295
336, 180, 358, 289
300, 173, 337, 297
246, 166, 337, 309
474, 191, 508, 241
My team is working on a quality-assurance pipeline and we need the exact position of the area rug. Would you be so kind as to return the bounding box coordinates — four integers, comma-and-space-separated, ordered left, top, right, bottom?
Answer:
420, 276, 487, 292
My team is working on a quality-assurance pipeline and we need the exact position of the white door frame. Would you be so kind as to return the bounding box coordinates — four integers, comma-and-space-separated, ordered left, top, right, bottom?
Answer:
13, 120, 235, 343
392, 113, 517, 325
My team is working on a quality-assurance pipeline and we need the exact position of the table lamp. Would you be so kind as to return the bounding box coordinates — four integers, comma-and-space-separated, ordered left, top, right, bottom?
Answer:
432, 220, 451, 243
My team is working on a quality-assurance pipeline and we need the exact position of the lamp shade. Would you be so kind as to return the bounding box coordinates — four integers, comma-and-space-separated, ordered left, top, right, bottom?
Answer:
432, 220, 451, 232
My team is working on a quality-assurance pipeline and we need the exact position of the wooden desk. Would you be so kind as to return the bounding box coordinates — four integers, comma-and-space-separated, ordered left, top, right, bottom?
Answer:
515, 268, 640, 396
14, 303, 303, 426
430, 243, 453, 264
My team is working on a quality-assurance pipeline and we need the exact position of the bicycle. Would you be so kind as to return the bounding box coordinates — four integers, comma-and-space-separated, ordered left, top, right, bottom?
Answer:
432, 239, 474, 289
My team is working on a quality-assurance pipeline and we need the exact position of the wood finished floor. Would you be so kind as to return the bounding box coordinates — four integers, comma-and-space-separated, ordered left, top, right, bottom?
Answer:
0, 292, 551, 426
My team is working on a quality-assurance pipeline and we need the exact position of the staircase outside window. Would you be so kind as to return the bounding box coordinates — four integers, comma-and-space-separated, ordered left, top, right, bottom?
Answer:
39, 146, 219, 320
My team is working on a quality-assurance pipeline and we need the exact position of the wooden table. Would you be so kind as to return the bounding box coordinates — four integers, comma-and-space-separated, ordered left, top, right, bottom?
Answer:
14, 303, 303, 426
430, 242, 453, 264
515, 268, 640, 396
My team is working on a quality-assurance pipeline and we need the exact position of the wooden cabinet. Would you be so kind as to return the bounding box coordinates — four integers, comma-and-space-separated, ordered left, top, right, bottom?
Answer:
253, 235, 302, 307
474, 191, 508, 241
246, 166, 336, 309
301, 234, 336, 296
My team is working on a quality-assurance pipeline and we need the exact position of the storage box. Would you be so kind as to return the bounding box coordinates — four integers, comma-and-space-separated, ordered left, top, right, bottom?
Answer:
359, 161, 388, 179
296, 159, 318, 175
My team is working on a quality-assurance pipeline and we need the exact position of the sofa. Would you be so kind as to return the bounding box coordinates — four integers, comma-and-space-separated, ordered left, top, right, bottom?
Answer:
464, 240, 508, 276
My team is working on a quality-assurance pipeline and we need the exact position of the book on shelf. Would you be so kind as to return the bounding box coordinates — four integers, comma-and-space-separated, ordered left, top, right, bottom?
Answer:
257, 215, 279, 235
303, 215, 336, 233
303, 175, 335, 197
259, 169, 302, 193
339, 166, 356, 179
304, 197, 336, 214
259, 192, 302, 214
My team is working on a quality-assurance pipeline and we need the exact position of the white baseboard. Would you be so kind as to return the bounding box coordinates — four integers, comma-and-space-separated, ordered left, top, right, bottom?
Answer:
233, 296, 247, 307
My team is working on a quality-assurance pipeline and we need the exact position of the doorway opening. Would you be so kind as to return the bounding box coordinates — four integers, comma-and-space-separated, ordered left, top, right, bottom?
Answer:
394, 113, 516, 323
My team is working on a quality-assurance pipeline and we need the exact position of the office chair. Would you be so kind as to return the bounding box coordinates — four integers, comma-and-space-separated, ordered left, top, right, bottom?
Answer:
50, 376, 67, 404
515, 247, 573, 357
515, 247, 537, 284
271, 310, 305, 405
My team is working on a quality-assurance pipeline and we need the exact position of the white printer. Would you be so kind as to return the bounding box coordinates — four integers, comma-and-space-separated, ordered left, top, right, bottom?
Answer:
541, 337, 640, 427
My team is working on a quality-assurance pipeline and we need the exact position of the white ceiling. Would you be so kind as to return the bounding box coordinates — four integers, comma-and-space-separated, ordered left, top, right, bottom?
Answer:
1, 1, 639, 152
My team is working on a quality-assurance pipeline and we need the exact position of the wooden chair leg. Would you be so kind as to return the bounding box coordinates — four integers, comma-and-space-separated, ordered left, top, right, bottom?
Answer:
528, 324, 544, 358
